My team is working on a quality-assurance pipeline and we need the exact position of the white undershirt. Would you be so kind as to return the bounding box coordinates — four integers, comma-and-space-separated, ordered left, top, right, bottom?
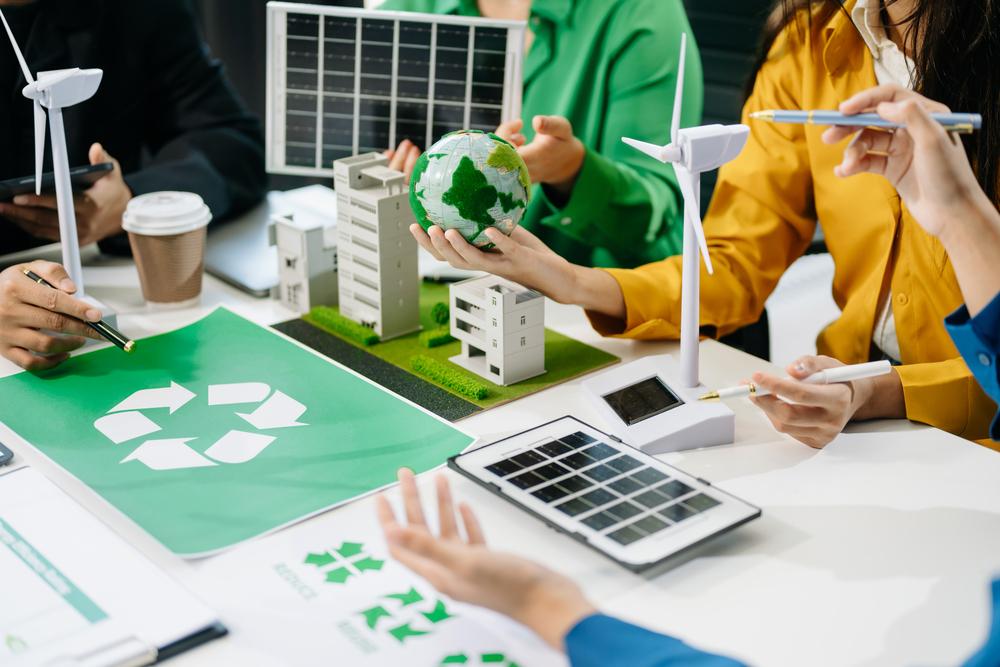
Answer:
850, 0, 914, 362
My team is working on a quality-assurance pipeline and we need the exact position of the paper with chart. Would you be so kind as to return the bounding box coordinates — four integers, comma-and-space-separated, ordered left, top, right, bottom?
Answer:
191, 489, 566, 667
0, 467, 219, 666
0, 308, 474, 556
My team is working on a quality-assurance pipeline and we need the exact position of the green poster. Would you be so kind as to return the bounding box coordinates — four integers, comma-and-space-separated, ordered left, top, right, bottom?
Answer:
0, 308, 473, 556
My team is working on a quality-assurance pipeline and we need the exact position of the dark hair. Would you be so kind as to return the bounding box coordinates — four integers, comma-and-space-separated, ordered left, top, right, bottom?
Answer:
749, 1, 1000, 207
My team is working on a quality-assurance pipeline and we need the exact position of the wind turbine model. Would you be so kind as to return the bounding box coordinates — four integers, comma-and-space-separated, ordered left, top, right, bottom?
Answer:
622, 33, 750, 389
1, 9, 104, 303
582, 34, 749, 454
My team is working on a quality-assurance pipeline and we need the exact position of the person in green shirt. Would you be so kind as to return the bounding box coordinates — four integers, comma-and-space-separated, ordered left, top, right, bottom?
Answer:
378, 0, 703, 268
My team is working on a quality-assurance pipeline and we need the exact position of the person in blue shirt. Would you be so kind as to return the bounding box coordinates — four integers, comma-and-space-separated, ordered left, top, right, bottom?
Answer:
376, 85, 1000, 667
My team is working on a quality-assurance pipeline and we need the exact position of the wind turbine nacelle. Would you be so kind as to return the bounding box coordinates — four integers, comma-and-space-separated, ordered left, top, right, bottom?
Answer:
29, 68, 103, 108
678, 124, 750, 174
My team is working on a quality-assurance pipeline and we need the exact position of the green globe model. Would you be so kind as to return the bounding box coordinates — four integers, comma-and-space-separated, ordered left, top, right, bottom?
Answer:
409, 130, 531, 248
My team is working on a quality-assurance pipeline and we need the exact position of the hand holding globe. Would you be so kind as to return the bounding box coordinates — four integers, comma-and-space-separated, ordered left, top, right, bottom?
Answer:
409, 130, 532, 249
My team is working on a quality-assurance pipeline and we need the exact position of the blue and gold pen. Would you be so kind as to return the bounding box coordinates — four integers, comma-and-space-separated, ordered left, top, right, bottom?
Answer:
750, 110, 982, 134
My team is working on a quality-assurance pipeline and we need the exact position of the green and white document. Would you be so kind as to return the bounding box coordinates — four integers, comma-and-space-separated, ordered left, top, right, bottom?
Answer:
0, 467, 221, 666
0, 309, 474, 556
191, 483, 566, 667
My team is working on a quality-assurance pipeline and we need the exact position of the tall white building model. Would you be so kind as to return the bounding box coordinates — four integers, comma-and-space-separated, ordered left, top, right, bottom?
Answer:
270, 209, 338, 314
449, 276, 545, 386
333, 153, 420, 340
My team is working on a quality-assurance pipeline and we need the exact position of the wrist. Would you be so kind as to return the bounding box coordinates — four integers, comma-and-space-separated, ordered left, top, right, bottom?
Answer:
850, 369, 905, 421
937, 189, 996, 252
545, 140, 586, 200
513, 579, 596, 651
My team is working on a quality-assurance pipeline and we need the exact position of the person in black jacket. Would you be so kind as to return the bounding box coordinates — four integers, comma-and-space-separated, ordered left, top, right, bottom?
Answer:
0, 0, 265, 252
0, 0, 265, 370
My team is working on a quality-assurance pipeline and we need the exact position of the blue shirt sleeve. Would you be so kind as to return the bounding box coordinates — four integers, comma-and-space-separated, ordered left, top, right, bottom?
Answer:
565, 614, 747, 667
963, 579, 1000, 667
946, 292, 1000, 441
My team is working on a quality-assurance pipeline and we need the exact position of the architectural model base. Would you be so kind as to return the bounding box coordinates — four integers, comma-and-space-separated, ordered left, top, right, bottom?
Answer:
582, 354, 735, 455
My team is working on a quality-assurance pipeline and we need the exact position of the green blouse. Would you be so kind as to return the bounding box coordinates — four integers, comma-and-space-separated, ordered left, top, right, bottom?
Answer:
377, 0, 703, 268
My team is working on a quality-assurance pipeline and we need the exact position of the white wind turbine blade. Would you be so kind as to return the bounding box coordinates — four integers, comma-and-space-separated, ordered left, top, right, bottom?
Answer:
0, 8, 34, 85
33, 102, 45, 194
672, 162, 714, 275
671, 33, 687, 145
622, 137, 670, 163
1, 9, 46, 194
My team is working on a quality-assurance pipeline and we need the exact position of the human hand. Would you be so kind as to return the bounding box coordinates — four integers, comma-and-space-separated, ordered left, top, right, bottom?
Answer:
0, 260, 103, 370
411, 223, 581, 303
0, 143, 132, 246
508, 116, 585, 198
385, 139, 422, 183
494, 118, 527, 148
823, 85, 982, 239
376, 468, 596, 650
750, 355, 880, 449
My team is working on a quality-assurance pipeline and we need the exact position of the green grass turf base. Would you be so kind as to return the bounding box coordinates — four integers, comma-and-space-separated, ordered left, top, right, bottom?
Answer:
302, 281, 619, 411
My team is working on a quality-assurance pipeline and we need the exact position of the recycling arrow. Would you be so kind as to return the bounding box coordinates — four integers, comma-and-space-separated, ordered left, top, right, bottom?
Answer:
421, 600, 453, 624
361, 605, 392, 630
208, 383, 271, 405
110, 382, 195, 415
386, 588, 424, 607
388, 623, 429, 643
203, 430, 276, 464
121, 439, 216, 471
304, 552, 336, 567
94, 411, 160, 445
237, 391, 307, 429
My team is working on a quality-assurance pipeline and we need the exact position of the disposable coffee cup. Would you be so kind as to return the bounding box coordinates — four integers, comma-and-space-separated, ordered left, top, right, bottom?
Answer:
123, 192, 212, 307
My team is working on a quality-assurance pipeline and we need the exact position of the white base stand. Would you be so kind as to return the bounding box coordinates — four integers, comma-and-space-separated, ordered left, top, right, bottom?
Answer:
582, 354, 735, 455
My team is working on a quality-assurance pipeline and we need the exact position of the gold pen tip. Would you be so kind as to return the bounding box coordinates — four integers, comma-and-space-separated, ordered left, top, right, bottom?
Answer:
698, 392, 720, 401
124, 341, 136, 353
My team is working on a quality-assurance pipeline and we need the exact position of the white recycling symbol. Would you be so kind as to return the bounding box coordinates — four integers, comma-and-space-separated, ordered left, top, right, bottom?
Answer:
93, 382, 307, 471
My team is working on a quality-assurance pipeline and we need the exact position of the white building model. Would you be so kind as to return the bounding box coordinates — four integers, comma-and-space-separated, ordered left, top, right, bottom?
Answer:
449, 275, 546, 386
333, 153, 420, 340
270, 209, 338, 314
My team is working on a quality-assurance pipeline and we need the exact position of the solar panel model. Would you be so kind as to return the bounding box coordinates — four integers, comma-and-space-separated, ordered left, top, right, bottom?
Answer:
266, 2, 527, 177
450, 416, 761, 572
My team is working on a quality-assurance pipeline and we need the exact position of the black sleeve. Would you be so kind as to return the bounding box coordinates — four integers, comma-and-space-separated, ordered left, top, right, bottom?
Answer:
122, 0, 266, 223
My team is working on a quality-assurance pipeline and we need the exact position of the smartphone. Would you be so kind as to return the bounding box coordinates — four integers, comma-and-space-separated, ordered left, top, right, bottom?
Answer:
0, 162, 114, 202
0, 442, 12, 467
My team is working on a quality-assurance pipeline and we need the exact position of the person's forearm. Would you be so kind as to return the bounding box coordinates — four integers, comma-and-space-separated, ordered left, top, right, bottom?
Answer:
852, 369, 906, 421
938, 192, 1000, 316
569, 265, 627, 319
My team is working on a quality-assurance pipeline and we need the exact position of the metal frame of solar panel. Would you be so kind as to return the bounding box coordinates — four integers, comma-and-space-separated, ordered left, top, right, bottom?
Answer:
266, 2, 526, 178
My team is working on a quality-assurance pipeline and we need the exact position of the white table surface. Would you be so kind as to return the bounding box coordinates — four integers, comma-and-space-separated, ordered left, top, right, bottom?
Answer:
3, 252, 999, 667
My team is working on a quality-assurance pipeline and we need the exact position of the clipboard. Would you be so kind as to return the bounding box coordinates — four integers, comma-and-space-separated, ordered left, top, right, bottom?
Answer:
0, 467, 226, 666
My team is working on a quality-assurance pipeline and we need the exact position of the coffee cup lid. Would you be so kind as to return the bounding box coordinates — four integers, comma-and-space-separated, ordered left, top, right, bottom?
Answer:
122, 192, 212, 236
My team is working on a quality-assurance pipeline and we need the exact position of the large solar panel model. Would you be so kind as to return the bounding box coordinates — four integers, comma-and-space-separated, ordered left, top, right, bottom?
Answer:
266, 2, 527, 178
450, 416, 761, 571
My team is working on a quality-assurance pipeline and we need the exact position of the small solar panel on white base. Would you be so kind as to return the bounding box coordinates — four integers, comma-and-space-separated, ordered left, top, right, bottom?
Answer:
266, 2, 526, 178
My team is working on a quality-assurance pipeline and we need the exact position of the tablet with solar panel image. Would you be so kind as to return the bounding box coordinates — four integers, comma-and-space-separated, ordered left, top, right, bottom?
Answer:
449, 416, 760, 571
266, 2, 526, 177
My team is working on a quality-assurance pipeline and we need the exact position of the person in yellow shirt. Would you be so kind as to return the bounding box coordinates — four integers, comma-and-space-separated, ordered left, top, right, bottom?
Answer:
410, 0, 1000, 446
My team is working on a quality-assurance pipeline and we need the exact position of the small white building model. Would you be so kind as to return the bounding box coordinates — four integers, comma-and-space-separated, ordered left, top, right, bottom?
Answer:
449, 275, 545, 386
270, 209, 338, 314
334, 153, 420, 340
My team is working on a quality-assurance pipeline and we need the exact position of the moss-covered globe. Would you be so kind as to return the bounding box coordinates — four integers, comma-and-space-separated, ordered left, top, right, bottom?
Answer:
409, 130, 531, 248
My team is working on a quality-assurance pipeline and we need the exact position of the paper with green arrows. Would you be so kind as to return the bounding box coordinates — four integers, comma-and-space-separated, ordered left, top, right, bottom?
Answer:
0, 308, 473, 556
